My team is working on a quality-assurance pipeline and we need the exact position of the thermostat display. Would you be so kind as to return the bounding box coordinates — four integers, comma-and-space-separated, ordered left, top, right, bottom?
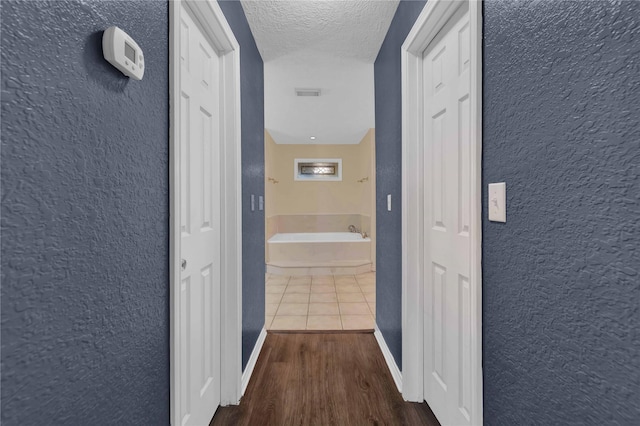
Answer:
124, 42, 136, 62
103, 26, 144, 80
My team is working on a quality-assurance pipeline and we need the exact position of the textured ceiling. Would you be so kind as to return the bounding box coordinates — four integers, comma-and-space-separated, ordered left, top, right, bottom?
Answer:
241, 0, 400, 63
241, 0, 400, 144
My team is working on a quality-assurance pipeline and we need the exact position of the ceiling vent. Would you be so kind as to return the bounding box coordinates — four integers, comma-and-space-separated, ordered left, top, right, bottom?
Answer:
295, 88, 321, 97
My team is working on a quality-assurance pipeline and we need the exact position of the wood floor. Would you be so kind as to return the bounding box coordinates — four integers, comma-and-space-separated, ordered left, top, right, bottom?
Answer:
211, 332, 440, 426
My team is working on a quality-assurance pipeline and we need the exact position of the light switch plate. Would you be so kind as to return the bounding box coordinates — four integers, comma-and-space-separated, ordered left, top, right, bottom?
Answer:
488, 183, 506, 222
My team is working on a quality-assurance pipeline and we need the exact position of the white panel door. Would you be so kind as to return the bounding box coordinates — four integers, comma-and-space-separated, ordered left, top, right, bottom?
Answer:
423, 4, 475, 425
176, 5, 221, 426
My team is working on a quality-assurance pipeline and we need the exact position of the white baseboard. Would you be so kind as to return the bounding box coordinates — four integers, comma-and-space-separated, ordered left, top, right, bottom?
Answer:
374, 325, 403, 394
241, 327, 267, 396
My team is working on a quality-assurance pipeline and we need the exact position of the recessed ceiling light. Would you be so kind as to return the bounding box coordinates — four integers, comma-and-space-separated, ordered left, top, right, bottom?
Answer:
310, 136, 316, 140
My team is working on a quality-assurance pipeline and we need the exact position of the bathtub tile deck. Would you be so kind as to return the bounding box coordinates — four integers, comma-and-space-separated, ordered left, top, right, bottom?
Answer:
266, 274, 375, 331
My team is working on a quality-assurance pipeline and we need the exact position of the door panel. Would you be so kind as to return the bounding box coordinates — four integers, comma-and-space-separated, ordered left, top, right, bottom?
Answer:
423, 4, 474, 425
177, 5, 221, 426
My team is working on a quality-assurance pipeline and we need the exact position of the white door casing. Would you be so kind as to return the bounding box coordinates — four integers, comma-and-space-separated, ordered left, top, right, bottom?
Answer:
178, 6, 222, 425
423, 4, 475, 424
170, 1, 242, 425
402, 1, 482, 425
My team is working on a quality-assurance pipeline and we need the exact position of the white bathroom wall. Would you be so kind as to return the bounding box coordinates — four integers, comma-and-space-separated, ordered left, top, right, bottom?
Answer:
265, 54, 374, 145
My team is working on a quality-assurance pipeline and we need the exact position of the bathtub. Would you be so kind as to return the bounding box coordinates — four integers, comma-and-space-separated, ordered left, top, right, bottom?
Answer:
267, 232, 371, 276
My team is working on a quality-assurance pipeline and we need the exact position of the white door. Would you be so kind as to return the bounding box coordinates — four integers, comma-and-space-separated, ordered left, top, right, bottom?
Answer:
175, 4, 221, 425
422, 4, 475, 425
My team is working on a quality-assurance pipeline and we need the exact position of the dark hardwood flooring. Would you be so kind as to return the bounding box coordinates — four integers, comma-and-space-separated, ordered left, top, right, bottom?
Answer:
211, 331, 440, 426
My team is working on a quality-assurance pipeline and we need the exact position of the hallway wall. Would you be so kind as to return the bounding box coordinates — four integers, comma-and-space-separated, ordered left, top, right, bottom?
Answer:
482, 1, 639, 423
2, 0, 636, 423
375, 0, 640, 424
374, 0, 427, 371
1, 1, 170, 424
218, 0, 266, 370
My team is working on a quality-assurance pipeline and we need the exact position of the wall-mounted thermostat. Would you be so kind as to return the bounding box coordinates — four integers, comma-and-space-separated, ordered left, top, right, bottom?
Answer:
102, 26, 144, 80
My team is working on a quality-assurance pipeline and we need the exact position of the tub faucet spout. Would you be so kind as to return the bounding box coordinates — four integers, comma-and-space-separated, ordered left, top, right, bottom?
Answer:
348, 225, 359, 233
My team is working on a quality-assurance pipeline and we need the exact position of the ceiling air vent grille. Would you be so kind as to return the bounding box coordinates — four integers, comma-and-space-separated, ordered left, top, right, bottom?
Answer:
295, 88, 321, 97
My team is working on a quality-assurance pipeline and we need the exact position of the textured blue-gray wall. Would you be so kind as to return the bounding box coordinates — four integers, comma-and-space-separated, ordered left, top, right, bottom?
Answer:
1, 1, 170, 424
376, 0, 639, 423
374, 0, 427, 371
483, 1, 640, 423
217, 0, 265, 370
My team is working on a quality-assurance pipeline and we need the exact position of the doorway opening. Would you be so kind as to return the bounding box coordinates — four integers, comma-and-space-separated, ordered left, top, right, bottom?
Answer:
402, 0, 483, 425
264, 128, 377, 331
169, 1, 242, 424
240, 0, 392, 333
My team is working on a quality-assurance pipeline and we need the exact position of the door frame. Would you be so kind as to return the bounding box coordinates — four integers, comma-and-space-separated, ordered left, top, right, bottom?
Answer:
401, 0, 482, 422
169, 0, 242, 424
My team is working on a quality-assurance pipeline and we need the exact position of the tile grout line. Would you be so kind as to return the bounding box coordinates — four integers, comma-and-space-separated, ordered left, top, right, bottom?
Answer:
267, 275, 289, 329
358, 280, 369, 317
305, 285, 311, 330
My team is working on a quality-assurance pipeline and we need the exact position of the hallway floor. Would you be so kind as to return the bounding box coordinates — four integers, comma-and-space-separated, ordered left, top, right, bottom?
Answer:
211, 332, 440, 425
265, 272, 375, 330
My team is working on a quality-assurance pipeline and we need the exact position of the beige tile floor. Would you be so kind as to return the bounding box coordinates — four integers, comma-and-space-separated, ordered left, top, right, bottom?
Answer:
265, 273, 376, 331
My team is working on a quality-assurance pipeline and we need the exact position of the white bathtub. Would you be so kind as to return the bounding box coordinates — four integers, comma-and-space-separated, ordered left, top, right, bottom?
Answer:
269, 232, 369, 243
267, 232, 371, 275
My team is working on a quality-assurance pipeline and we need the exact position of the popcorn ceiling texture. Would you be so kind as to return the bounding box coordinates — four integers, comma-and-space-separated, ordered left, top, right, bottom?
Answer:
482, 1, 640, 423
240, 0, 400, 62
243, 0, 394, 147
1, 0, 170, 424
